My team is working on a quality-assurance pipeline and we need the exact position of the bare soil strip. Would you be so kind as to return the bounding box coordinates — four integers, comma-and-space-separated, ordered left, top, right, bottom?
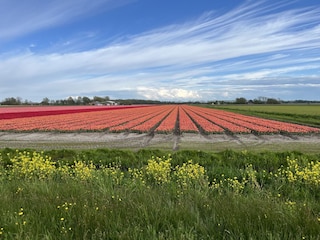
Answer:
0, 132, 320, 152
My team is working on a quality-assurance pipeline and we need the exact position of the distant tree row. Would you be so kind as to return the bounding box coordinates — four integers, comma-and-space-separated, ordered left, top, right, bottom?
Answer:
0, 97, 31, 105
235, 97, 281, 104
1, 96, 320, 106
0, 96, 165, 106
0, 96, 110, 106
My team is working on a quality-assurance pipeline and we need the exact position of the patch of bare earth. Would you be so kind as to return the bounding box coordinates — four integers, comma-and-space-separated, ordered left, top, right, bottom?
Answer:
1, 131, 320, 152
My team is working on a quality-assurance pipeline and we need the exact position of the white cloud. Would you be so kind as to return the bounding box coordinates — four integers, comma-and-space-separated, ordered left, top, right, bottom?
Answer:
137, 87, 200, 100
222, 92, 229, 98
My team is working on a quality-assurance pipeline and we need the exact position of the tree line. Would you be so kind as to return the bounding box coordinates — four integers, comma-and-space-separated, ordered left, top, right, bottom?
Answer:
0, 96, 164, 106
233, 97, 320, 104
234, 97, 281, 104
1, 96, 319, 106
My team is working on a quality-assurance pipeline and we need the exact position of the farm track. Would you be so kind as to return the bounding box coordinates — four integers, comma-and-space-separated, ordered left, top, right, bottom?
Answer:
1, 132, 320, 152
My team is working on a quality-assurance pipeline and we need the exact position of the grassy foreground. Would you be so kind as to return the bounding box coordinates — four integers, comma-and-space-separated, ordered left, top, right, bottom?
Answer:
1, 148, 320, 239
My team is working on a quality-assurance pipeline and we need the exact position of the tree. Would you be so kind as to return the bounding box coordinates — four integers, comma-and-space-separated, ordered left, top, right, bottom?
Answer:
266, 98, 280, 104
75, 97, 83, 105
257, 96, 268, 103
41, 97, 50, 105
16, 97, 22, 105
66, 97, 75, 105
93, 96, 105, 103
253, 98, 264, 104
235, 97, 247, 104
82, 96, 91, 105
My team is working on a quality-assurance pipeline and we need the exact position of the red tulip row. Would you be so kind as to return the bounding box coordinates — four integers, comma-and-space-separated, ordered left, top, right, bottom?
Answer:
0, 105, 319, 134
0, 105, 143, 120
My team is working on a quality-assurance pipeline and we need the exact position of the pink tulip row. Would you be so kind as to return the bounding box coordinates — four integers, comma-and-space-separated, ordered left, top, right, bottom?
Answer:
155, 106, 179, 133
178, 107, 199, 133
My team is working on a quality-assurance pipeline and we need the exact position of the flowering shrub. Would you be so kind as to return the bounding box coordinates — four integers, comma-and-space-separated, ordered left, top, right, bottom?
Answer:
8, 151, 56, 180
4, 151, 97, 181
283, 156, 320, 186
174, 160, 207, 188
3, 150, 320, 197
129, 155, 209, 189
145, 155, 172, 185
71, 161, 96, 181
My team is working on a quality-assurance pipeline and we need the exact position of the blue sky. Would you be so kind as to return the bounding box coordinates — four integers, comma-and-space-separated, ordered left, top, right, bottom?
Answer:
1, 0, 320, 102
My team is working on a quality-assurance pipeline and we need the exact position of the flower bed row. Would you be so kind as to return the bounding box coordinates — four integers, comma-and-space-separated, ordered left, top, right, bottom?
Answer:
178, 107, 199, 133
155, 106, 179, 133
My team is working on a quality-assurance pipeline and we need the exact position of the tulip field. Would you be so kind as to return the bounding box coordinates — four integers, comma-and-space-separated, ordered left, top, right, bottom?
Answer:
0, 105, 319, 134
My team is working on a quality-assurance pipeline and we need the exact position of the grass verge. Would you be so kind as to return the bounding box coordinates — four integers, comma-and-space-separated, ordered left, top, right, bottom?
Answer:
1, 149, 320, 239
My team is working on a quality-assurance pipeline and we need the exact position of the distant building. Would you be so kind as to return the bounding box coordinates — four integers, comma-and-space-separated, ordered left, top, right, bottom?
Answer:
105, 101, 118, 106
91, 100, 118, 106
91, 101, 103, 106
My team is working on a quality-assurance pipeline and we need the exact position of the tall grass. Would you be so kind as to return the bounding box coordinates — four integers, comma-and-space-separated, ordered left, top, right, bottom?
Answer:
1, 149, 320, 239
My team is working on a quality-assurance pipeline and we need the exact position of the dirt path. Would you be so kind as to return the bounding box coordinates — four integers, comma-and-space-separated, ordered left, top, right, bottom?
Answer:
1, 132, 320, 152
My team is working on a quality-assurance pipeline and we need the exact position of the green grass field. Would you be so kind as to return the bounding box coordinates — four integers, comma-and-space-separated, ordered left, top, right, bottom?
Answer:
212, 104, 320, 115
208, 104, 320, 127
